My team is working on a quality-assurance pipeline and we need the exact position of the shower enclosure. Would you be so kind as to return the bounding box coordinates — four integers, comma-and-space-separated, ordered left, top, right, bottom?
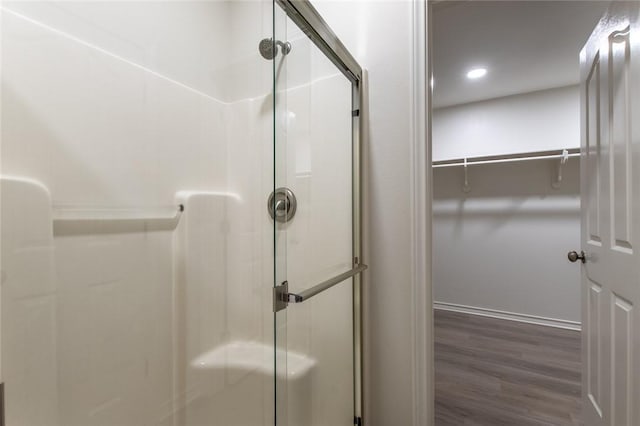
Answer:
0, 1, 365, 425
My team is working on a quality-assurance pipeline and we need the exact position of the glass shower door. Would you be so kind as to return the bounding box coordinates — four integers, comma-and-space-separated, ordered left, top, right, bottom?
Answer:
271, 2, 364, 425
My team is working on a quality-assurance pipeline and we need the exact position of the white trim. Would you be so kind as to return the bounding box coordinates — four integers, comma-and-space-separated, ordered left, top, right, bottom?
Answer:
433, 301, 582, 331
410, 1, 431, 426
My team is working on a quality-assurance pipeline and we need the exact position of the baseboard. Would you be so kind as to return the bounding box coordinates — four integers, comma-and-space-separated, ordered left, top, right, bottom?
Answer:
433, 301, 581, 331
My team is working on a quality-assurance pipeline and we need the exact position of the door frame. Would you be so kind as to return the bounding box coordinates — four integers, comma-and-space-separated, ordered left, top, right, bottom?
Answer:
412, 1, 432, 425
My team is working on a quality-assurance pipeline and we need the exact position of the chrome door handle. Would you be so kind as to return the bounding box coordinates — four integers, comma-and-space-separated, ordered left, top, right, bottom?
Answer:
568, 250, 586, 263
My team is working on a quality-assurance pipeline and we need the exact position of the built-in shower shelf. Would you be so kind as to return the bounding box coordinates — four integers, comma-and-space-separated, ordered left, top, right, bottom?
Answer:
51, 205, 184, 235
191, 341, 316, 380
52, 204, 184, 220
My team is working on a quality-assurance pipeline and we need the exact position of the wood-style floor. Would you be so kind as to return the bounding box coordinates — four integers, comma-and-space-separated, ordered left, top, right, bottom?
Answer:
435, 310, 582, 426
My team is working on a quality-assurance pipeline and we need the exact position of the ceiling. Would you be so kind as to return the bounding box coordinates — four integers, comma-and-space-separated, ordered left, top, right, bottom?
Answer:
432, 0, 610, 108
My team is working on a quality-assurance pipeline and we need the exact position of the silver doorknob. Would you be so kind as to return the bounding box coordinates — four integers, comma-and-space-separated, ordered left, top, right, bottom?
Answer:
567, 250, 586, 263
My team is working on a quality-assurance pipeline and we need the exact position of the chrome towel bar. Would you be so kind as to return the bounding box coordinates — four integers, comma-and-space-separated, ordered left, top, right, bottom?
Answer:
273, 264, 368, 312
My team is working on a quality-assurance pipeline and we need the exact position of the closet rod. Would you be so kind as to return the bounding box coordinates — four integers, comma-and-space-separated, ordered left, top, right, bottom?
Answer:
432, 148, 580, 168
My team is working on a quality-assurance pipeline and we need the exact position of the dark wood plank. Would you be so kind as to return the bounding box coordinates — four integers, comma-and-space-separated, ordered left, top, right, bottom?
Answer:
435, 310, 582, 426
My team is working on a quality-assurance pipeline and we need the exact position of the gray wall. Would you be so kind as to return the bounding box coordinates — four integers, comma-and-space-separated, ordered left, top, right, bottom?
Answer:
433, 159, 581, 324
433, 86, 580, 161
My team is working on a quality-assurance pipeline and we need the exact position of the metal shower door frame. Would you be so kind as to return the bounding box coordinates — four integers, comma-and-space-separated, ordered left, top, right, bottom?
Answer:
273, 0, 366, 423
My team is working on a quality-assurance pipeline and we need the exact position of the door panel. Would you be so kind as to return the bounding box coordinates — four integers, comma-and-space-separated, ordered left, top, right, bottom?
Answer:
612, 294, 632, 425
610, 28, 632, 251
587, 280, 603, 417
586, 54, 602, 247
580, 3, 640, 425
272, 2, 362, 425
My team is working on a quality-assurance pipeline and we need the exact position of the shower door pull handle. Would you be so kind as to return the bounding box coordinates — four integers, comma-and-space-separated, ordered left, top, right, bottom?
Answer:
273, 264, 368, 312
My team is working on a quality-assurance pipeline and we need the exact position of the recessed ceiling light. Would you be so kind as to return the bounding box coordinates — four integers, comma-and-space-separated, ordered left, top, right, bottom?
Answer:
466, 68, 487, 79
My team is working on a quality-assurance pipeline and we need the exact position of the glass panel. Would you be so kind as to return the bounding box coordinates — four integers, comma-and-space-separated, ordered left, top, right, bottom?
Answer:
1, 1, 276, 425
273, 6, 355, 425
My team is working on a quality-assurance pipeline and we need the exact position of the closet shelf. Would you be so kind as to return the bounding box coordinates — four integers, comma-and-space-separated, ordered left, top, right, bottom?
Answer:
432, 148, 580, 168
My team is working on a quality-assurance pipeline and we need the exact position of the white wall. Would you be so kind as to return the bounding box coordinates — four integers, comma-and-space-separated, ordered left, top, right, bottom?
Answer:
311, 2, 427, 425
433, 85, 580, 161
432, 86, 582, 326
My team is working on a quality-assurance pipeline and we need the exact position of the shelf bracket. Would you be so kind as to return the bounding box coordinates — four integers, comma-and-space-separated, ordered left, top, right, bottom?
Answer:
462, 158, 471, 193
552, 149, 569, 189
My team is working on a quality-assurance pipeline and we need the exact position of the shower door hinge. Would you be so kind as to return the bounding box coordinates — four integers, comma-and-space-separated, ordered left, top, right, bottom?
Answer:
354, 416, 362, 426
352, 109, 360, 117
273, 281, 289, 313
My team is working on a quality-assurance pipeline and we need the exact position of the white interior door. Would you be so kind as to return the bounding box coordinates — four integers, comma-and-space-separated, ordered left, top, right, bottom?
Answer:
579, 2, 640, 425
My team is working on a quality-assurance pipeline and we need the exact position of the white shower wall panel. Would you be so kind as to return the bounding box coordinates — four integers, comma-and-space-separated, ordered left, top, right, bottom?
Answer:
1, 7, 229, 207
53, 228, 176, 425
1, 1, 273, 103
1, 3, 276, 425
226, 1, 277, 103
223, 97, 274, 348
0, 178, 59, 426
173, 191, 274, 426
